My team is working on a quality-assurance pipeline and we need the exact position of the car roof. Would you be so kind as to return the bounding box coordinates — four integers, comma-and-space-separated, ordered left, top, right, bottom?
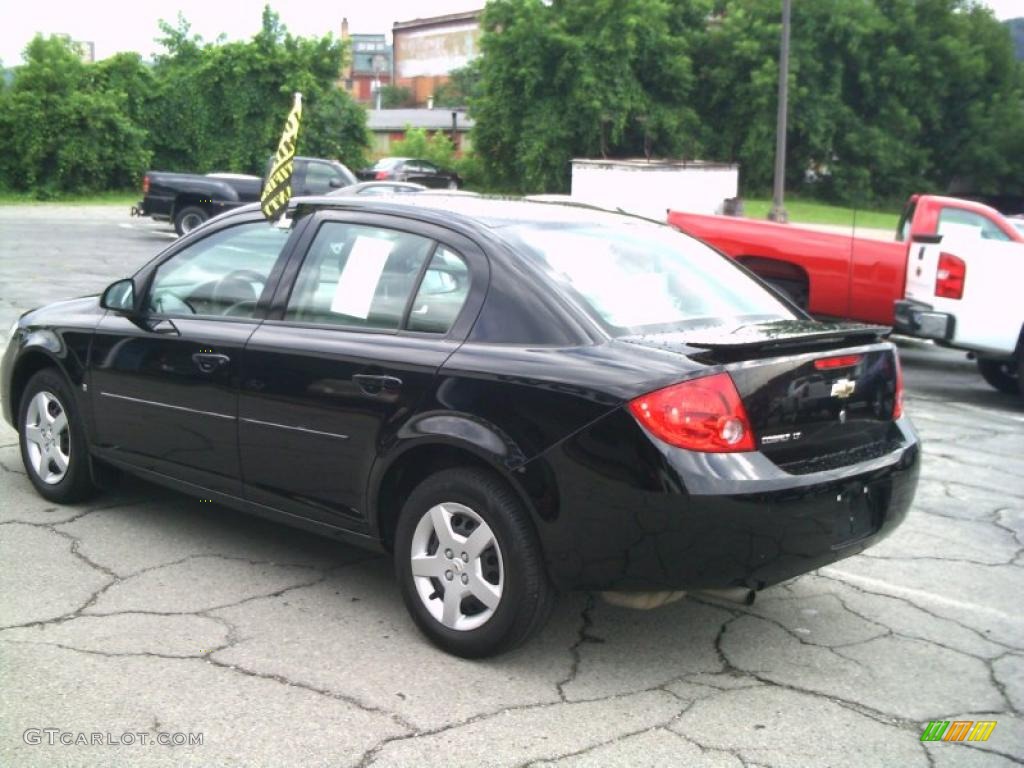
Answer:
289, 194, 664, 232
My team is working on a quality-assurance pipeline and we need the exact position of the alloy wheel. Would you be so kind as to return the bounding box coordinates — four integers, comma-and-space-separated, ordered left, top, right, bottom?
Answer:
409, 502, 504, 631
23, 390, 71, 485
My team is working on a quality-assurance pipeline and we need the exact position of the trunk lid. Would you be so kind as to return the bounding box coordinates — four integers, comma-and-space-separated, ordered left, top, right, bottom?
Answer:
622, 320, 903, 473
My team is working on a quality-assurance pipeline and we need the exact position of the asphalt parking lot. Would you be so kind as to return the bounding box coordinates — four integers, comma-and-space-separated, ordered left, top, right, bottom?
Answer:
1, 204, 1022, 767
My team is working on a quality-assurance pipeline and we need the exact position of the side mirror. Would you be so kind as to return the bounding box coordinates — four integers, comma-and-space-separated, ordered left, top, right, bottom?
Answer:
100, 278, 136, 313
329, 177, 344, 188
910, 232, 943, 245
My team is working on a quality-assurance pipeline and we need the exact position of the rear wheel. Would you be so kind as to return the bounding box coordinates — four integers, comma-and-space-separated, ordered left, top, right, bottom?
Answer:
18, 369, 99, 503
977, 358, 1018, 395
174, 205, 208, 236
394, 467, 554, 658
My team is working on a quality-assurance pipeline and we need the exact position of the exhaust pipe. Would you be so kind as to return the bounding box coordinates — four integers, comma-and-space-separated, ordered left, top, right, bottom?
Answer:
692, 587, 756, 606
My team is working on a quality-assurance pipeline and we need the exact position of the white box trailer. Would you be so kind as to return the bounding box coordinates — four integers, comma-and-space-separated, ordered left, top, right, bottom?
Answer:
570, 158, 739, 220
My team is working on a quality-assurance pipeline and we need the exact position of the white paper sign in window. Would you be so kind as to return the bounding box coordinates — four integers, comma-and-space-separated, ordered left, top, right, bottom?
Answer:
330, 236, 394, 318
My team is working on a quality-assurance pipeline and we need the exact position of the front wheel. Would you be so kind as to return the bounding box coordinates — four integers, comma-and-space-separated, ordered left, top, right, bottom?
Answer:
394, 467, 554, 658
977, 358, 1018, 395
18, 369, 99, 503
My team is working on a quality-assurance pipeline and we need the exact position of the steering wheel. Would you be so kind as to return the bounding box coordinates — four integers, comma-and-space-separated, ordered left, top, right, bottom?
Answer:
212, 269, 267, 312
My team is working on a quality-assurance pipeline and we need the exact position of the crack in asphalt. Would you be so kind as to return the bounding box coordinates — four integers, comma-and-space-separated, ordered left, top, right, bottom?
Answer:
1, 399, 1022, 766
555, 593, 599, 702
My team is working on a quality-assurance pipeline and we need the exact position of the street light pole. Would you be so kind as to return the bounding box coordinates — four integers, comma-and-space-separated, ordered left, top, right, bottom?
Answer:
769, 0, 791, 223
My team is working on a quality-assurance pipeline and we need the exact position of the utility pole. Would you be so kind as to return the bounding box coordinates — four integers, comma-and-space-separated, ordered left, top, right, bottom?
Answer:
769, 0, 791, 223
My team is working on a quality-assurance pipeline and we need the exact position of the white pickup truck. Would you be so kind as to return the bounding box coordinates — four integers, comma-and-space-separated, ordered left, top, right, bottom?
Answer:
894, 215, 1024, 398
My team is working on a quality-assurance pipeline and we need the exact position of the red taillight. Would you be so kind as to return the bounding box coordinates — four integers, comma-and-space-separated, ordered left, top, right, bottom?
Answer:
142, 174, 150, 194
814, 354, 862, 370
375, 170, 391, 180
629, 372, 755, 453
893, 353, 904, 419
935, 252, 965, 299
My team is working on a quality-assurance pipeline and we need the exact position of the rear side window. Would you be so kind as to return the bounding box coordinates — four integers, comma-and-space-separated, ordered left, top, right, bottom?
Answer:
407, 246, 470, 333
286, 222, 434, 330
507, 221, 795, 334
938, 207, 1010, 241
285, 224, 472, 333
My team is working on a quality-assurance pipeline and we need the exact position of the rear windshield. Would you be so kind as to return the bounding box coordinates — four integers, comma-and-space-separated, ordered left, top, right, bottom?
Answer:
372, 158, 403, 170
506, 221, 796, 335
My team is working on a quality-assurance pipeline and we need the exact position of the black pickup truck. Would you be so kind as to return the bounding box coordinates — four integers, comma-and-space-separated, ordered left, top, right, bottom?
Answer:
131, 157, 357, 235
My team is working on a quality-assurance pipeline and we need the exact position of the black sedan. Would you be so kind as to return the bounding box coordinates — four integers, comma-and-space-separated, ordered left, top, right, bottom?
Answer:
1, 196, 920, 657
357, 157, 461, 189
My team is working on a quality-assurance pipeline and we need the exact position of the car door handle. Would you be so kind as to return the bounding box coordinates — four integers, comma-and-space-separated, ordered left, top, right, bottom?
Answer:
192, 352, 231, 374
352, 374, 403, 395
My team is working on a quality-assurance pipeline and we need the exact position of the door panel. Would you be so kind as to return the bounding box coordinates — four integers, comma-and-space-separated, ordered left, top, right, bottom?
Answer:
89, 217, 295, 494
90, 316, 258, 494
239, 326, 457, 526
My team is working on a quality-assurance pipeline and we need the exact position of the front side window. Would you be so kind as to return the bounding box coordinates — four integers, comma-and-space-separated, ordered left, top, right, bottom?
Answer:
147, 222, 290, 318
285, 222, 434, 330
507, 220, 795, 334
938, 207, 1010, 242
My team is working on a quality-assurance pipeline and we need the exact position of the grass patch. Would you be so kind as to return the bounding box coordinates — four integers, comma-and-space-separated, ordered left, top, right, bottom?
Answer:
743, 197, 900, 231
0, 190, 138, 206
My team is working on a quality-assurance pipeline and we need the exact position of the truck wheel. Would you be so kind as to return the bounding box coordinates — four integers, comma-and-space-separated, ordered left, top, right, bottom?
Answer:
174, 206, 208, 236
977, 358, 1018, 395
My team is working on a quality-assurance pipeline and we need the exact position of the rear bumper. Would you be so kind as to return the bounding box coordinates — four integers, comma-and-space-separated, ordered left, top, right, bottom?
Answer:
532, 410, 920, 592
893, 299, 954, 341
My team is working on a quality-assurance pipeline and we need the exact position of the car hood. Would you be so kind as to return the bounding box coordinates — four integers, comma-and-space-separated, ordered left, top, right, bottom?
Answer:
20, 294, 104, 326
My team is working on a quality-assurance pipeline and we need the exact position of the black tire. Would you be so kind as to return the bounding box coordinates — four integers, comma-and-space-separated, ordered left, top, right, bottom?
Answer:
394, 467, 555, 658
18, 369, 99, 504
174, 205, 209, 236
977, 358, 1018, 395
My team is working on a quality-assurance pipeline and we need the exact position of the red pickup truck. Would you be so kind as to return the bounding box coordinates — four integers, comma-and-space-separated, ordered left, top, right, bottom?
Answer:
668, 195, 1022, 325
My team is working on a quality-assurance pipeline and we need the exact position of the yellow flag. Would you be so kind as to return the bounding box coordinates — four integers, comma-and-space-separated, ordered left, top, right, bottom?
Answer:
260, 92, 303, 221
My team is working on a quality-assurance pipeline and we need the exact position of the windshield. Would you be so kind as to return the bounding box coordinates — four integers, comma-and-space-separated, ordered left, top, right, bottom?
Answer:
506, 220, 796, 335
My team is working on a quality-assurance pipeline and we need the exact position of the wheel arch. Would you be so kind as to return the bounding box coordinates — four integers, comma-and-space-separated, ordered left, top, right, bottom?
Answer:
172, 194, 214, 220
736, 255, 811, 306
368, 437, 556, 557
7, 347, 78, 426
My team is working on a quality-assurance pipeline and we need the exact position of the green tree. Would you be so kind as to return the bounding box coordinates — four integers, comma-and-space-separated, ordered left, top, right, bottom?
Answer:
469, 0, 1024, 203
0, 35, 150, 195
146, 6, 368, 174
433, 65, 482, 107
390, 126, 457, 168
379, 85, 415, 108
471, 0, 711, 193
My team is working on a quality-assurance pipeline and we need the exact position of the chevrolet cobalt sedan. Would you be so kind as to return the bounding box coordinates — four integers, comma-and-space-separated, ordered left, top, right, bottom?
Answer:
1, 197, 919, 657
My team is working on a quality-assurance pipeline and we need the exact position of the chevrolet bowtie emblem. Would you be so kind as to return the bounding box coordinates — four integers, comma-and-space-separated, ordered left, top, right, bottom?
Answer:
831, 378, 856, 399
